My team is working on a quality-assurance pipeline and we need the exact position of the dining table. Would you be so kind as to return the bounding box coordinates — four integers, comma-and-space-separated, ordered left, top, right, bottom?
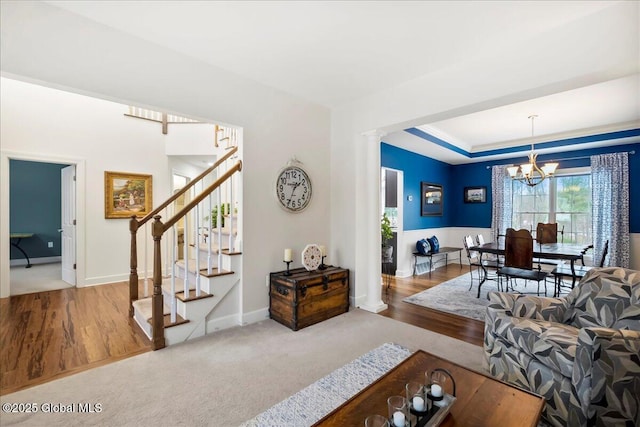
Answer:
469, 241, 591, 297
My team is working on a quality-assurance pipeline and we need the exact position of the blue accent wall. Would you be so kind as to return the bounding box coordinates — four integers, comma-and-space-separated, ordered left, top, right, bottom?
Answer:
381, 143, 453, 230
381, 142, 640, 233
10, 160, 68, 260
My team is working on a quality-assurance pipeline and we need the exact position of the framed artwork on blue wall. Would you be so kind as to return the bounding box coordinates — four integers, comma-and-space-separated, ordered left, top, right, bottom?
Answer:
421, 182, 443, 216
464, 186, 486, 203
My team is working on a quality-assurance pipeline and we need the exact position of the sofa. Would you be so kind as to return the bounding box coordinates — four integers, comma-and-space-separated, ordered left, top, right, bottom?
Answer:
484, 267, 640, 426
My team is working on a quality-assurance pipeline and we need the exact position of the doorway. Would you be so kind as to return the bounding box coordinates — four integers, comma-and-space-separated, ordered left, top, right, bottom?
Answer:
381, 167, 403, 276
7, 158, 78, 295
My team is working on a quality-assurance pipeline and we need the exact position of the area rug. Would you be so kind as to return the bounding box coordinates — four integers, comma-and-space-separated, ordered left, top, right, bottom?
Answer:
403, 272, 498, 321
241, 343, 412, 427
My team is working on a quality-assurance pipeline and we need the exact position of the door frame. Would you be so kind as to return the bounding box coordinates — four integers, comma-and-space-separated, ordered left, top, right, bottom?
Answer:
0, 150, 86, 298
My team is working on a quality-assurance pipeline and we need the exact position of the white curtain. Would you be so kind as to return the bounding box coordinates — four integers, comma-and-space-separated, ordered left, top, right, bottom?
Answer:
591, 152, 630, 268
491, 165, 512, 242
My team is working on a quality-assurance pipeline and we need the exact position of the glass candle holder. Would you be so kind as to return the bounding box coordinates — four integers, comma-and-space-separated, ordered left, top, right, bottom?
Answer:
387, 395, 408, 427
405, 381, 426, 412
365, 414, 390, 427
425, 370, 448, 408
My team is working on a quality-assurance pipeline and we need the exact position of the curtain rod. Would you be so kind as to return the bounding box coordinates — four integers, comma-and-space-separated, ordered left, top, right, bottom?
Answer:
485, 150, 635, 169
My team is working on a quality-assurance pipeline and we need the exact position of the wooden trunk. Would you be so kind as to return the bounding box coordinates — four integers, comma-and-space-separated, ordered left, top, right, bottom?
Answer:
269, 266, 349, 331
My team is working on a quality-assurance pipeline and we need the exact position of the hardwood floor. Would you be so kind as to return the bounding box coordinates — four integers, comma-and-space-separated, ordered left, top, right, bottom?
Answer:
0, 264, 478, 396
379, 263, 485, 347
0, 281, 151, 396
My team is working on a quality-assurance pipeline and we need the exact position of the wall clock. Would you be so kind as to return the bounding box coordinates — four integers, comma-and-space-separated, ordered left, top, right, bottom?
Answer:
301, 244, 322, 271
275, 162, 312, 212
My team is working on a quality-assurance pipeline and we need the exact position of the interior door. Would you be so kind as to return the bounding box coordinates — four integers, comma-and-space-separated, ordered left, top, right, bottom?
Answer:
61, 165, 76, 285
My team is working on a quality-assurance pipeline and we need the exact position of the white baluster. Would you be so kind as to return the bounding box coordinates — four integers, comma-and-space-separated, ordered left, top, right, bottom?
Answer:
183, 209, 189, 298
217, 186, 222, 271
171, 225, 177, 323
207, 193, 213, 275
143, 221, 149, 298
228, 169, 234, 252
194, 205, 201, 298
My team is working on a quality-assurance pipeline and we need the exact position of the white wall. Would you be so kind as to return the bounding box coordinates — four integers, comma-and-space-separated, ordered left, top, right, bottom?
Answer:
0, 2, 331, 317
0, 78, 171, 294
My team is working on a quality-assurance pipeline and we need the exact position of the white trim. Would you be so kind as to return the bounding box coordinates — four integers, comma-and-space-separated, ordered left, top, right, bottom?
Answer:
240, 307, 270, 326
1, 150, 86, 298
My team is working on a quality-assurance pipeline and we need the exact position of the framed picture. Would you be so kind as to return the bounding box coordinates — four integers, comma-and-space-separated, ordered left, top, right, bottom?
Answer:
104, 171, 153, 219
421, 182, 443, 216
464, 186, 486, 203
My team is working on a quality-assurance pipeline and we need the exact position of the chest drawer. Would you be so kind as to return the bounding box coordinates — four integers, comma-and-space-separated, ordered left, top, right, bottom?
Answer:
269, 267, 349, 331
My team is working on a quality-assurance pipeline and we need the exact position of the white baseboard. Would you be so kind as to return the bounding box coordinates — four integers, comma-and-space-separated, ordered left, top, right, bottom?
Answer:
241, 307, 270, 325
206, 313, 242, 332
10, 256, 61, 266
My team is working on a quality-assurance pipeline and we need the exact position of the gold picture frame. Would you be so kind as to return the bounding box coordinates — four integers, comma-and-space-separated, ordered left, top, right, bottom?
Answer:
104, 171, 153, 219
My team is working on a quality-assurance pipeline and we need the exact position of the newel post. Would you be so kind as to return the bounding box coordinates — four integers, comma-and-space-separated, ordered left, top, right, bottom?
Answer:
151, 215, 166, 350
129, 216, 139, 317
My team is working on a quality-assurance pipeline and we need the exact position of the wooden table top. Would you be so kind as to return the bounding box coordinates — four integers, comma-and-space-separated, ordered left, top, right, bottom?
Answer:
471, 241, 587, 261
313, 350, 544, 427
10, 232, 34, 239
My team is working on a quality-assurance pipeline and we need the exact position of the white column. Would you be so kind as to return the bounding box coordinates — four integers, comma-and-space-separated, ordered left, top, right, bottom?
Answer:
358, 130, 387, 313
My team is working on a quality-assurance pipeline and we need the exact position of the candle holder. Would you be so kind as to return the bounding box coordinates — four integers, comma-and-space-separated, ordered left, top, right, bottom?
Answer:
318, 256, 327, 270
407, 368, 455, 427
283, 260, 292, 276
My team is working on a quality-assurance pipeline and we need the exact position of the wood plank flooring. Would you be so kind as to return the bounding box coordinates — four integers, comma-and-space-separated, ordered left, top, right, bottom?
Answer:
0, 264, 479, 396
0, 281, 151, 395
379, 263, 485, 347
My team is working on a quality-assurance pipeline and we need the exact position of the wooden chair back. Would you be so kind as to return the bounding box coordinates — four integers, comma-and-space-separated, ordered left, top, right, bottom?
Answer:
505, 228, 534, 270
536, 223, 558, 244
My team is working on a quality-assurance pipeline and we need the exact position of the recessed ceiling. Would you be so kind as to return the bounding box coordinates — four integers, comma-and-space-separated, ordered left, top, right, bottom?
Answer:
41, 1, 640, 162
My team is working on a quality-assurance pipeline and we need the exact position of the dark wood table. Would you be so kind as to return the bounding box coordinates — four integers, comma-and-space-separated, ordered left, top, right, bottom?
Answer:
313, 350, 544, 427
470, 241, 588, 294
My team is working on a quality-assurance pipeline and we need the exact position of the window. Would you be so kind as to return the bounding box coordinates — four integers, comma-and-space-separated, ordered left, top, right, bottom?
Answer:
511, 168, 591, 245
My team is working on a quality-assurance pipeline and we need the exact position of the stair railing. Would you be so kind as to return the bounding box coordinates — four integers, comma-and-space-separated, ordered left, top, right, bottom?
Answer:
148, 160, 242, 349
128, 147, 238, 317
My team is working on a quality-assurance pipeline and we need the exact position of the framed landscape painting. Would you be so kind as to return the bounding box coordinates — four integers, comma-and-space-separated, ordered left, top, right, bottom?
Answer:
464, 186, 486, 203
104, 171, 153, 218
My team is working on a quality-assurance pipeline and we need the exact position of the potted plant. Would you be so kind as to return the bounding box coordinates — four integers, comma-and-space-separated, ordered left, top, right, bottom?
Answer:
381, 213, 393, 262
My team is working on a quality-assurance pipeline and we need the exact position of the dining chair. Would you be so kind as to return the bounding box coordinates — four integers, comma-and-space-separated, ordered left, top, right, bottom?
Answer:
463, 235, 484, 291
551, 240, 609, 296
497, 228, 549, 296
477, 234, 503, 266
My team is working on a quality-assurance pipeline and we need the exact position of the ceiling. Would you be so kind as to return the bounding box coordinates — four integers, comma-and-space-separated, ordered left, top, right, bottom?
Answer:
46, 1, 640, 164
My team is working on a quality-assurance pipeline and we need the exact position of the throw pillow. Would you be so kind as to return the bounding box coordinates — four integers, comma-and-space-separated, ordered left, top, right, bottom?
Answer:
427, 236, 439, 252
416, 239, 431, 255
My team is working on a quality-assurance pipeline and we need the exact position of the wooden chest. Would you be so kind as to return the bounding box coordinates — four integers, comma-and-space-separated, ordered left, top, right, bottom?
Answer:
269, 266, 349, 331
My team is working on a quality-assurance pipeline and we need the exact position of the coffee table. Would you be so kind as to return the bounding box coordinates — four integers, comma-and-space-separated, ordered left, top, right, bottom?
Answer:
313, 350, 544, 427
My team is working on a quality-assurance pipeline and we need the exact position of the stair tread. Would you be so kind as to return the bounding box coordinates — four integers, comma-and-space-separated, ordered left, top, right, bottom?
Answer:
175, 259, 234, 276
133, 298, 189, 328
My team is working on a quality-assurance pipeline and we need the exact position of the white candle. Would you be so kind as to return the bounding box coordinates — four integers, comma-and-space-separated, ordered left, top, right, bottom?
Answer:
412, 396, 425, 411
284, 248, 292, 262
430, 384, 443, 398
392, 411, 405, 427
319, 245, 326, 256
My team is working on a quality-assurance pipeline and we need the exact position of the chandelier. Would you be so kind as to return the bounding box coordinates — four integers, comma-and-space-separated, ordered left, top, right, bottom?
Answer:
507, 115, 558, 187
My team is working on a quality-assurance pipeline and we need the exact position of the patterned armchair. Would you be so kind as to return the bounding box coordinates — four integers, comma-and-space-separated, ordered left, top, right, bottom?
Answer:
484, 267, 640, 426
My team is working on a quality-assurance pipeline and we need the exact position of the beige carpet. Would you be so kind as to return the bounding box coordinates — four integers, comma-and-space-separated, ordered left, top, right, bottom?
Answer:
0, 309, 484, 427
10, 263, 72, 296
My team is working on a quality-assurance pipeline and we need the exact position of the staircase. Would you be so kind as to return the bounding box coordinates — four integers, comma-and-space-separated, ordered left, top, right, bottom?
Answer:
128, 146, 242, 350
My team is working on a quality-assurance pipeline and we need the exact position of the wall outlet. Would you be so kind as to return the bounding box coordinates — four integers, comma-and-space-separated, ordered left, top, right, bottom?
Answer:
48, 241, 54, 248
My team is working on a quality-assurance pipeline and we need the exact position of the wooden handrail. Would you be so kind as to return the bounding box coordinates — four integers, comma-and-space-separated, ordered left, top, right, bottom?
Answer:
136, 146, 238, 227
130, 157, 242, 350
161, 160, 242, 232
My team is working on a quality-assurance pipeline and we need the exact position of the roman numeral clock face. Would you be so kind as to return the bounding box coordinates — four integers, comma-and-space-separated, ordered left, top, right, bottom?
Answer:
276, 165, 312, 212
